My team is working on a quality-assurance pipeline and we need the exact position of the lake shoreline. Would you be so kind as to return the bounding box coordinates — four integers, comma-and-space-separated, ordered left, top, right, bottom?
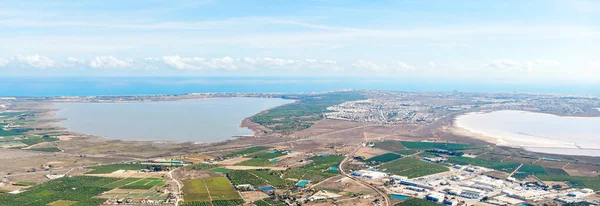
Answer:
52, 97, 294, 143
452, 110, 600, 157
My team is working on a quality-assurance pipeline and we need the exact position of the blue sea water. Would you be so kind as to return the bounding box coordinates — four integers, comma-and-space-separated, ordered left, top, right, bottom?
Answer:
0, 76, 598, 96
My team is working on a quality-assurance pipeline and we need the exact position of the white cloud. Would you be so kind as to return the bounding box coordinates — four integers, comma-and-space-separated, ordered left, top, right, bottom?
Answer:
12, 55, 55, 69
482, 60, 560, 71
0, 58, 8, 67
161, 56, 339, 71
90, 56, 133, 69
351, 60, 414, 71
397, 61, 414, 70
429, 61, 436, 69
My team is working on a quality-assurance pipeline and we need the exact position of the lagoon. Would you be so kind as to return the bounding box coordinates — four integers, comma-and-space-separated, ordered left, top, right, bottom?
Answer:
455, 110, 600, 157
55, 98, 294, 142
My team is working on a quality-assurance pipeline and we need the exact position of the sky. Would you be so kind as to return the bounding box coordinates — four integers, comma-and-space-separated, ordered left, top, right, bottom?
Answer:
0, 0, 599, 84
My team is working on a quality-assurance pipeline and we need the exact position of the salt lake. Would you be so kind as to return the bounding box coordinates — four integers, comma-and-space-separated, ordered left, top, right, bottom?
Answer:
55, 98, 294, 142
454, 110, 600, 157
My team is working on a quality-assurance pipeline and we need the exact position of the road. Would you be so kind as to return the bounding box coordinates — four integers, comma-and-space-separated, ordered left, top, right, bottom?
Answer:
339, 144, 391, 206
167, 168, 183, 206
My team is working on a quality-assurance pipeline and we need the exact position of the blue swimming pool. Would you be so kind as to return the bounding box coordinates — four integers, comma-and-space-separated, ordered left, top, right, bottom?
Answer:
390, 194, 410, 200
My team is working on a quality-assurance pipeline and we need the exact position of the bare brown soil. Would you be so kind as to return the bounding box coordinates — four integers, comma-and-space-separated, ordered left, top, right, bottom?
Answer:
240, 191, 269, 202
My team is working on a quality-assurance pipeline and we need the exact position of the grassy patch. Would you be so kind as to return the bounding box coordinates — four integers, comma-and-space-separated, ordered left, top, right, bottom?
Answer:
381, 157, 449, 178
102, 177, 141, 188
236, 151, 286, 166
282, 154, 344, 183
28, 147, 61, 152
120, 178, 165, 189
20, 135, 59, 146
85, 164, 152, 174
544, 168, 570, 176
448, 157, 520, 173
255, 198, 285, 206
250, 92, 365, 134
210, 168, 231, 173
224, 146, 270, 158
401, 141, 478, 151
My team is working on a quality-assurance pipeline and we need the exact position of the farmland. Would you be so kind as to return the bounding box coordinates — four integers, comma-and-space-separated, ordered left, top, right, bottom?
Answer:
119, 178, 165, 189
283, 155, 343, 183
254, 198, 285, 206
0, 176, 120, 206
400, 141, 479, 151
85, 164, 154, 174
537, 175, 600, 190
363, 153, 402, 164
236, 151, 286, 166
224, 146, 270, 158
28, 146, 61, 152
182, 177, 243, 205
381, 157, 449, 178
228, 170, 294, 188
448, 157, 521, 173
512, 164, 548, 179
48, 200, 78, 206
395, 198, 440, 206
374, 140, 406, 152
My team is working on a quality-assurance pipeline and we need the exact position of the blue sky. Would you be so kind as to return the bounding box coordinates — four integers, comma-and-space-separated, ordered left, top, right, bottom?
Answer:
0, 0, 599, 83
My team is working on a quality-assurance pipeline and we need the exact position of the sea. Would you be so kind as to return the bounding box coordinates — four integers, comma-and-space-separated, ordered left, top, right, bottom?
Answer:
55, 98, 294, 142
1, 76, 599, 96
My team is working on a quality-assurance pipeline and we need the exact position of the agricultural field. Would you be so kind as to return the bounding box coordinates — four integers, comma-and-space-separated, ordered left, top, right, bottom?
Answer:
28, 146, 61, 152
0, 176, 120, 206
401, 141, 479, 151
48, 200, 78, 206
224, 146, 270, 158
85, 164, 155, 174
254, 198, 285, 206
537, 175, 600, 190
250, 92, 365, 134
0, 140, 27, 148
363, 153, 402, 165
102, 177, 141, 188
381, 157, 449, 178
283, 154, 343, 183
228, 170, 294, 188
236, 151, 286, 166
448, 157, 521, 173
119, 178, 165, 189
210, 168, 231, 173
544, 168, 570, 176
394, 198, 439, 206
182, 177, 243, 205
374, 140, 406, 152
512, 164, 548, 179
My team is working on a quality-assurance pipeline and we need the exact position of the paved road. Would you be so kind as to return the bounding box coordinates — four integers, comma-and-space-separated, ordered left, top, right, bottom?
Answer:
339, 144, 391, 206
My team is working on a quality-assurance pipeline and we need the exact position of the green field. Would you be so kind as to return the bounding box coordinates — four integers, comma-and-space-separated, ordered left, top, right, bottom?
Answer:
48, 200, 78, 206
236, 151, 286, 166
448, 157, 520, 173
363, 153, 402, 164
395, 198, 440, 206
228, 169, 293, 188
210, 168, 231, 173
185, 163, 219, 170
374, 140, 406, 152
0, 140, 27, 148
28, 147, 61, 152
537, 175, 600, 190
0, 176, 120, 206
401, 141, 478, 151
254, 198, 285, 206
182, 177, 242, 205
204, 177, 242, 200
512, 164, 548, 179
224, 146, 270, 158
282, 155, 343, 183
250, 92, 365, 134
102, 177, 141, 188
120, 178, 165, 189
544, 167, 570, 176
381, 157, 449, 178
85, 164, 153, 174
